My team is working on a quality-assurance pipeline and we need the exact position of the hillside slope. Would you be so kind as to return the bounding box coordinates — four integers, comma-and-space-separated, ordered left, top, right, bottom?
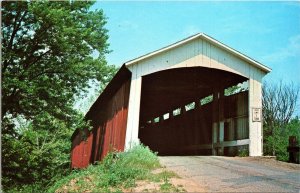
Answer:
49, 145, 186, 193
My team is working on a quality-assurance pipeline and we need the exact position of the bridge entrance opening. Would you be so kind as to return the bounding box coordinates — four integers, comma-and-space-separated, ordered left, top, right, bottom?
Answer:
138, 67, 249, 156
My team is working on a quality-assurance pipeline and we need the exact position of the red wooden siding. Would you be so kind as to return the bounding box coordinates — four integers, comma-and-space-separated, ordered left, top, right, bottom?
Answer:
71, 132, 82, 168
71, 66, 131, 168
70, 128, 93, 168
90, 79, 131, 162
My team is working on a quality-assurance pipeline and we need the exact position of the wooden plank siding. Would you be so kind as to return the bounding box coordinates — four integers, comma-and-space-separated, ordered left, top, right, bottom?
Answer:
71, 66, 131, 168
71, 34, 270, 164
224, 91, 249, 140
98, 79, 131, 160
70, 128, 93, 168
125, 34, 269, 155
139, 91, 249, 156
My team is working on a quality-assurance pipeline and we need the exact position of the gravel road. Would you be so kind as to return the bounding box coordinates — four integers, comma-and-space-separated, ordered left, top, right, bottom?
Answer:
159, 156, 300, 192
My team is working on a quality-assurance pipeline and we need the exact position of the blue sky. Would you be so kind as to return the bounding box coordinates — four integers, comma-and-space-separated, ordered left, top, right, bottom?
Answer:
92, 1, 300, 85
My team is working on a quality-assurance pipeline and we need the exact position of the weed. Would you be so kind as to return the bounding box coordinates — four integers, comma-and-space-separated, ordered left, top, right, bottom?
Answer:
49, 144, 161, 192
160, 180, 173, 192
149, 170, 178, 182
159, 174, 184, 192
238, 147, 249, 157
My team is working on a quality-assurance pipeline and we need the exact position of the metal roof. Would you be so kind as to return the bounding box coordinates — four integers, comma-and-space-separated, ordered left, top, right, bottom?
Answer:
124, 33, 271, 73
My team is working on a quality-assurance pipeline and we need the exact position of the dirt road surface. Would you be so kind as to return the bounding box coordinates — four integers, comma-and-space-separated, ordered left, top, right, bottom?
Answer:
159, 156, 300, 192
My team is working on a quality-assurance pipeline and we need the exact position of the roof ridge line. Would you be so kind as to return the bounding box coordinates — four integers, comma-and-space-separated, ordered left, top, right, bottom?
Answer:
124, 33, 271, 73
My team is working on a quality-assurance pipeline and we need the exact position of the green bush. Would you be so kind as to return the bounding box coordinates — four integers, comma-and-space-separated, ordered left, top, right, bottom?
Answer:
237, 146, 249, 157
49, 144, 160, 192
264, 118, 300, 161
2, 125, 72, 192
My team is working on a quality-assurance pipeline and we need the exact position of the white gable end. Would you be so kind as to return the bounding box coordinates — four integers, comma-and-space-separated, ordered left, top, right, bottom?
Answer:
126, 33, 270, 80
124, 34, 270, 156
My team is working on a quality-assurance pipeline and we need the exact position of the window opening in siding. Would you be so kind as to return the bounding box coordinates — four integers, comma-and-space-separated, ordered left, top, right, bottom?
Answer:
173, 108, 181, 116
163, 113, 169, 120
200, 95, 213, 105
185, 102, 195, 111
224, 82, 248, 96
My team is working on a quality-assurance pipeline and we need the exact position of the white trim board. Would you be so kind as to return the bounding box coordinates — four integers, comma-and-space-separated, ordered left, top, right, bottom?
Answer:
124, 33, 271, 73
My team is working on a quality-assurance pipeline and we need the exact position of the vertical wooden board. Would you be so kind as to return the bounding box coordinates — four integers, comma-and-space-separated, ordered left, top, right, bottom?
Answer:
71, 129, 94, 168
125, 70, 141, 149
201, 40, 211, 68
76, 138, 82, 168
101, 120, 111, 159
113, 112, 119, 149
99, 120, 109, 160
73, 136, 80, 168
91, 127, 99, 163
118, 88, 124, 149
195, 39, 202, 66
71, 132, 83, 168
70, 67, 131, 168
82, 132, 93, 167
209, 42, 221, 70
82, 141, 88, 167
97, 79, 131, 159
119, 109, 128, 150
78, 141, 84, 168
140, 101, 214, 155
71, 140, 77, 168
77, 131, 85, 168
71, 137, 76, 168
185, 40, 197, 67
87, 134, 93, 165
111, 99, 116, 148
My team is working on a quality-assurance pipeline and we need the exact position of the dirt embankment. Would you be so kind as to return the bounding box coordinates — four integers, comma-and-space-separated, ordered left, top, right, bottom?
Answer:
124, 167, 206, 192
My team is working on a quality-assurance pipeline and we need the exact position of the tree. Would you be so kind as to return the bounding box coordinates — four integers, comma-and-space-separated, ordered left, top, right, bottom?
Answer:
264, 117, 300, 161
2, 113, 75, 191
262, 82, 299, 133
262, 81, 300, 157
1, 1, 117, 191
2, 1, 116, 134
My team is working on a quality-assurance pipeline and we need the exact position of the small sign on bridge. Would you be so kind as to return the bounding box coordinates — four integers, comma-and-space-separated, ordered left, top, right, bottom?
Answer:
252, 108, 262, 122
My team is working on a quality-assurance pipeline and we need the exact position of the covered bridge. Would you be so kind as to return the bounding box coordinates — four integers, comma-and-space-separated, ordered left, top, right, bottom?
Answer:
71, 33, 271, 168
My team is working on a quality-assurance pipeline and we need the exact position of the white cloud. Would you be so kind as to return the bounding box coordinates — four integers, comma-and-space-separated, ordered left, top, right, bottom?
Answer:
262, 34, 300, 63
220, 15, 273, 35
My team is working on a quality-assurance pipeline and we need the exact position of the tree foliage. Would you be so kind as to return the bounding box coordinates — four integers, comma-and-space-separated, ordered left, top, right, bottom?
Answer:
262, 81, 300, 157
224, 84, 246, 96
2, 1, 115, 133
2, 1, 116, 191
2, 113, 74, 190
263, 81, 299, 130
264, 118, 300, 161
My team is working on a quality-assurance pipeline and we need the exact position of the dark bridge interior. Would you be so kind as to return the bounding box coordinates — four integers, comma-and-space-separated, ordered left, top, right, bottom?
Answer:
138, 67, 249, 156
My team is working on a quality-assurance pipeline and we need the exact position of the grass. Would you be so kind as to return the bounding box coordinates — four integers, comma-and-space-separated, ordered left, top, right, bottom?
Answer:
148, 170, 179, 183
238, 146, 249, 157
158, 170, 185, 192
49, 144, 185, 193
